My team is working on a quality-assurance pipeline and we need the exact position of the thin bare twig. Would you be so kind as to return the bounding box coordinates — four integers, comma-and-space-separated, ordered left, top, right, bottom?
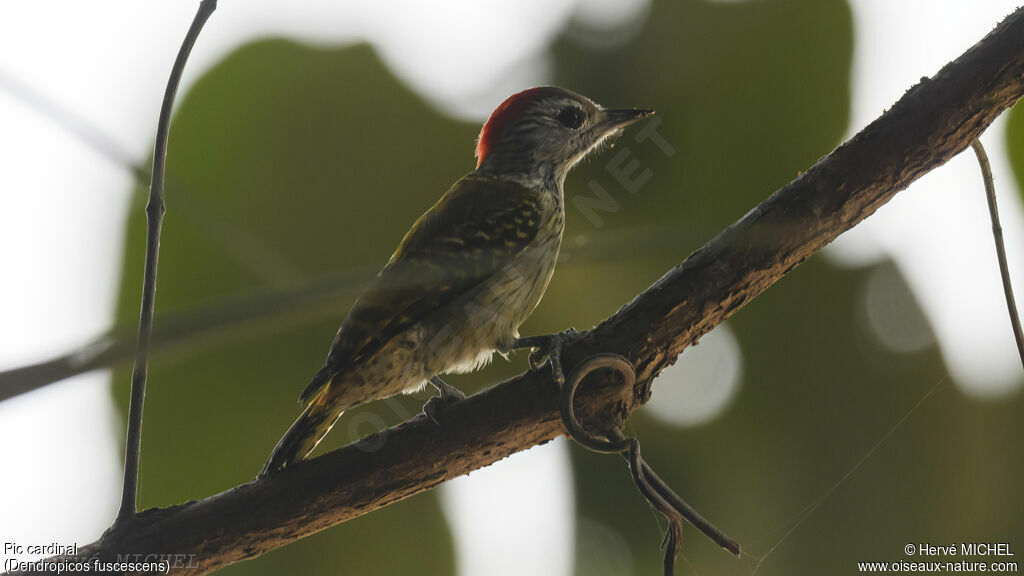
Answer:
556, 354, 739, 575
0, 269, 371, 403
0, 68, 147, 179
117, 0, 217, 523
970, 139, 1024, 371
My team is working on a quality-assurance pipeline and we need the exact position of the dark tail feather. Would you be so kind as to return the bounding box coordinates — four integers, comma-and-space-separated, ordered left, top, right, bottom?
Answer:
299, 364, 334, 406
259, 390, 342, 478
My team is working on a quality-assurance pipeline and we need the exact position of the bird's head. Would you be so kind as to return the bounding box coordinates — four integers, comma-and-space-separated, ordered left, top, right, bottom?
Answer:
475, 86, 653, 186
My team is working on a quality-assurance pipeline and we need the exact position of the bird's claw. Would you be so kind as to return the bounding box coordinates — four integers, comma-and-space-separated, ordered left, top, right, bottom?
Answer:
527, 349, 548, 371
422, 396, 446, 425
515, 328, 588, 386
422, 376, 466, 425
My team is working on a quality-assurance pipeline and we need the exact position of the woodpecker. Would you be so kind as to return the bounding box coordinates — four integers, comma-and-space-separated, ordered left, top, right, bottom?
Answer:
260, 86, 652, 476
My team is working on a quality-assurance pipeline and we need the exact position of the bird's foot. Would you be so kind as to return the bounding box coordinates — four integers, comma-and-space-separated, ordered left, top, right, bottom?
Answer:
422, 376, 466, 425
513, 328, 588, 385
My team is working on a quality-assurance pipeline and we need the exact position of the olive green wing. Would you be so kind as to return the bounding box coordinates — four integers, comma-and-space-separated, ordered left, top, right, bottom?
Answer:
299, 172, 544, 403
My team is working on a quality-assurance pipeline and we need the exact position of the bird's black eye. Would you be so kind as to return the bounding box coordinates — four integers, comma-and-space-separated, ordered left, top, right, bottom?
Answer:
556, 106, 585, 129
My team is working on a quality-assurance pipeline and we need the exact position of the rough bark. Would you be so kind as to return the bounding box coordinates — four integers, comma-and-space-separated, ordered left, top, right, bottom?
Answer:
13, 6, 1024, 576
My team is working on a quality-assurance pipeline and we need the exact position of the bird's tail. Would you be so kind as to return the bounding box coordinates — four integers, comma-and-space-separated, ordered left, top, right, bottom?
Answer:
259, 388, 342, 478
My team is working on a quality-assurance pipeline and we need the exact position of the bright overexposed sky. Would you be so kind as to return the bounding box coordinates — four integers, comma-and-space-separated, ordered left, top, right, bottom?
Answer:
1, 1, 1022, 574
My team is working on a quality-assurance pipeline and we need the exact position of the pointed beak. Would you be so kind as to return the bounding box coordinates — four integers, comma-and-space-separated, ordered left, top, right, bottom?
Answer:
596, 108, 655, 135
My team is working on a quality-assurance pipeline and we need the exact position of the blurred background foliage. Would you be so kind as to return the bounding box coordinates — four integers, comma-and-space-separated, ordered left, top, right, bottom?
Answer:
112, 0, 1024, 573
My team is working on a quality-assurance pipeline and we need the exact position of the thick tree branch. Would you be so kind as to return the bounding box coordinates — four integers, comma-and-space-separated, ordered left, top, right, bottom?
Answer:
14, 6, 1024, 576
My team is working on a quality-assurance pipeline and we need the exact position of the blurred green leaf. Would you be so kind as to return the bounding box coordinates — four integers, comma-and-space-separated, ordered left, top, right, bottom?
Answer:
1006, 99, 1024, 205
